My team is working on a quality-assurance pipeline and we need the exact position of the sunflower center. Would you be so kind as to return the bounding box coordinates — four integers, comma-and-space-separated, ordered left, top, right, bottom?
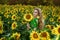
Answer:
46, 25, 50, 28
14, 35, 18, 40
51, 26, 54, 29
2, 38, 5, 40
13, 16, 16, 19
58, 28, 60, 33
33, 33, 38, 39
50, 18, 53, 21
41, 32, 47, 37
13, 24, 16, 27
58, 19, 60, 22
0, 25, 2, 30
15, 35, 18, 38
26, 14, 31, 19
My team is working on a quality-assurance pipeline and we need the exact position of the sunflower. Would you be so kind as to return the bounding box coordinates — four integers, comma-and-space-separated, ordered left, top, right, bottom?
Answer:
52, 13, 56, 17
26, 10, 29, 12
0, 37, 6, 40
12, 15, 17, 20
39, 31, 50, 40
52, 25, 60, 35
0, 21, 3, 34
24, 13, 33, 22
30, 31, 40, 40
11, 32, 21, 40
57, 17, 60, 22
51, 27, 57, 35
49, 18, 54, 22
43, 15, 47, 20
13, 8, 18, 13
55, 25, 60, 35
22, 20, 27, 24
10, 10, 17, 15
45, 25, 51, 29
4, 12, 8, 18
11, 22, 17, 30
45, 25, 54, 30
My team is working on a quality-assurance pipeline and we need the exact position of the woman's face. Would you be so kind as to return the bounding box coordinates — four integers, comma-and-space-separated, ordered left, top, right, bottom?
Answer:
33, 10, 38, 17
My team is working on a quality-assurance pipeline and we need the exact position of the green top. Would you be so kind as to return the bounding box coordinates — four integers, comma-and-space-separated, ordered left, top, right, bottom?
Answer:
29, 18, 39, 29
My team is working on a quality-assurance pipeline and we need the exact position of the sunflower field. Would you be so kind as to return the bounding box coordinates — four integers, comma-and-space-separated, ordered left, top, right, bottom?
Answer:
0, 4, 60, 40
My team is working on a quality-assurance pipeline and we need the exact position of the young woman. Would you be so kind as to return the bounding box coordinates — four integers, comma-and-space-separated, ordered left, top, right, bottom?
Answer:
27, 8, 44, 30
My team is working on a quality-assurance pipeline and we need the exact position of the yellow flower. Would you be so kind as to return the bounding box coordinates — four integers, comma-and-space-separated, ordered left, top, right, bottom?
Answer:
39, 31, 50, 40
22, 20, 27, 24
55, 25, 60, 35
4, 12, 8, 18
10, 10, 17, 15
26, 10, 29, 12
30, 31, 40, 40
0, 21, 3, 34
12, 15, 17, 20
43, 15, 47, 20
51, 28, 57, 35
57, 17, 60, 22
11, 22, 17, 30
10, 10, 14, 14
49, 18, 54, 22
52, 13, 56, 17
13, 8, 18, 13
45, 25, 54, 30
52, 7, 56, 12
52, 25, 60, 35
41, 38, 51, 40
45, 25, 51, 29
24, 13, 33, 22
11, 32, 21, 40
0, 37, 6, 40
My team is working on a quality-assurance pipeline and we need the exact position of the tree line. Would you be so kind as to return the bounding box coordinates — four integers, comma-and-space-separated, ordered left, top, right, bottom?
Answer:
0, 0, 60, 6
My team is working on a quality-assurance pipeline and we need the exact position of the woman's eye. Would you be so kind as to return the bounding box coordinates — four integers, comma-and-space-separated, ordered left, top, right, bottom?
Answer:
35, 12, 37, 13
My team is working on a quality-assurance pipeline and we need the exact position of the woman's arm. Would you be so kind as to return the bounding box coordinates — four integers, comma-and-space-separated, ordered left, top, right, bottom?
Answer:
27, 23, 30, 30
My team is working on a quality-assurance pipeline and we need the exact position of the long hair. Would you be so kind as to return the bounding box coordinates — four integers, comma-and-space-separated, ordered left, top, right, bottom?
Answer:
34, 8, 44, 30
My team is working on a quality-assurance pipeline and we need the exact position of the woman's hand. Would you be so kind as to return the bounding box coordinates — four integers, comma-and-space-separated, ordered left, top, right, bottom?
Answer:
34, 28, 36, 31
38, 24, 44, 30
27, 23, 30, 30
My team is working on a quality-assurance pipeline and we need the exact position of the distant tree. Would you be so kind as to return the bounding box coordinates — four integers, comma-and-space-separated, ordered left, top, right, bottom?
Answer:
0, 0, 8, 4
8, 0, 18, 5
53, 0, 60, 6
0, 0, 60, 6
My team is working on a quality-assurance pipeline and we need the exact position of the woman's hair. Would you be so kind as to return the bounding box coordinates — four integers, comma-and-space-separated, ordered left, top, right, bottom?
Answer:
34, 8, 44, 30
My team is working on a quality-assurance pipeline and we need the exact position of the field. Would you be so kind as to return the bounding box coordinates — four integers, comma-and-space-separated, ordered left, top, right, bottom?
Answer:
0, 4, 60, 40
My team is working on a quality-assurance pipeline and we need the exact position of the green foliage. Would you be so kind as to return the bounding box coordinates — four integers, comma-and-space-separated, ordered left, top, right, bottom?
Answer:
0, 4, 60, 40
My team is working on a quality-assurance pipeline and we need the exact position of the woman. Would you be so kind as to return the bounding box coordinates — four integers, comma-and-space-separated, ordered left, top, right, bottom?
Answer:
27, 8, 44, 30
